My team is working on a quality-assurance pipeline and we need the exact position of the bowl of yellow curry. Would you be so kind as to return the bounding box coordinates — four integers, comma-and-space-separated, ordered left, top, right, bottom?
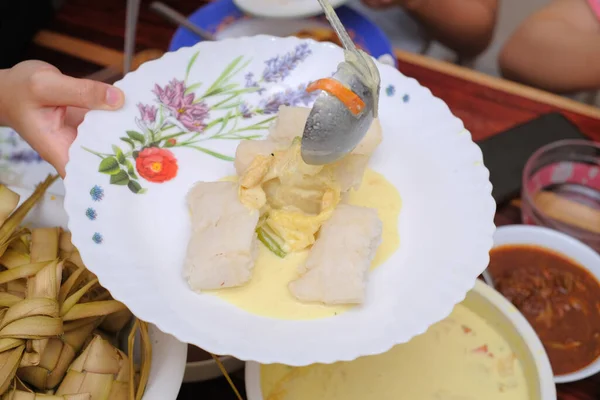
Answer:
245, 279, 556, 400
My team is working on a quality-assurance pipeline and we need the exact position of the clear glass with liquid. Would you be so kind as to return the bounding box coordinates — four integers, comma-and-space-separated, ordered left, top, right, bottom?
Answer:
522, 140, 600, 252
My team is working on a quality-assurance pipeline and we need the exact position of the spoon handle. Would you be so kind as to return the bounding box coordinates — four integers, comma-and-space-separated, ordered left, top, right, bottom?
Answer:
124, 0, 141, 74
316, 0, 358, 53
150, 2, 216, 41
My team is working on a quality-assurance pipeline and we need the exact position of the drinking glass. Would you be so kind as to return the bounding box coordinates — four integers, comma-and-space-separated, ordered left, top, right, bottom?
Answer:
521, 140, 600, 252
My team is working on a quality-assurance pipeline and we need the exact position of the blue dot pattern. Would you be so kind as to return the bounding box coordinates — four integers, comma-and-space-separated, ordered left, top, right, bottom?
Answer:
385, 85, 395, 97
90, 185, 104, 202
92, 233, 103, 244
85, 208, 97, 221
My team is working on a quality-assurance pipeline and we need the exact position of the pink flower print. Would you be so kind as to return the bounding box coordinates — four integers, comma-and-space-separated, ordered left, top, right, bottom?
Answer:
153, 78, 209, 132
137, 103, 157, 123
153, 79, 189, 118
178, 102, 210, 132
153, 79, 186, 109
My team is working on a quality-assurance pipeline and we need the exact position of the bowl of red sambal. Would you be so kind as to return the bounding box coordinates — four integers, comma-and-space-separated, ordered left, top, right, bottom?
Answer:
486, 225, 600, 383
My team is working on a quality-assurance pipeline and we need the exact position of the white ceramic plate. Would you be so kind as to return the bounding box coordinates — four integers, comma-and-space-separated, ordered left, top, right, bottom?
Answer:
10, 187, 187, 400
233, 0, 347, 19
64, 35, 496, 366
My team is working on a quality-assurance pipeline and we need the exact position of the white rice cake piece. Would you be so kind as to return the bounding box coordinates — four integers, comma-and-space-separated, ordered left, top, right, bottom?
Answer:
330, 154, 370, 192
268, 105, 383, 157
289, 204, 382, 305
351, 117, 382, 156
234, 139, 285, 177
267, 105, 312, 143
184, 181, 259, 291
233, 106, 311, 176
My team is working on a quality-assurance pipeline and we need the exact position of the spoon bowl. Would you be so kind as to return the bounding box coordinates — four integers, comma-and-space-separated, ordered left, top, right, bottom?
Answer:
301, 62, 376, 164
300, 0, 380, 165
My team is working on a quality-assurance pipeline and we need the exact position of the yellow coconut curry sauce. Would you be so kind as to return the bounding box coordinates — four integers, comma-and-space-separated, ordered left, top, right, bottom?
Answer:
210, 168, 401, 320
261, 304, 529, 400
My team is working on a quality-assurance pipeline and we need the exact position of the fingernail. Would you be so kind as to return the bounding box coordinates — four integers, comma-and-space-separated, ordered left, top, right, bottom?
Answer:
105, 87, 123, 107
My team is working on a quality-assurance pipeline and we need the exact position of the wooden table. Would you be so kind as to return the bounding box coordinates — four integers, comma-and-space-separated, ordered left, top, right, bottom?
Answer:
26, 0, 600, 399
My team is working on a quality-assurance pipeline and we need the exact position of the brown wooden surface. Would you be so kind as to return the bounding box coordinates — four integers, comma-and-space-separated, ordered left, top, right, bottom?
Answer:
25, 0, 600, 398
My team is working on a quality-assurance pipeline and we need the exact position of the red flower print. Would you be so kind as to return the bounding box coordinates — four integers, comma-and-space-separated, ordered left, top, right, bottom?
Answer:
166, 138, 177, 146
135, 147, 178, 183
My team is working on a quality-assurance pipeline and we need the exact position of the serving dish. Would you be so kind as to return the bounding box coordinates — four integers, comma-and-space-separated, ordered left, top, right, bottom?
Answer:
64, 35, 495, 365
184, 345, 242, 383
168, 0, 396, 67
490, 225, 600, 383
245, 279, 556, 400
183, 353, 244, 383
233, 0, 347, 19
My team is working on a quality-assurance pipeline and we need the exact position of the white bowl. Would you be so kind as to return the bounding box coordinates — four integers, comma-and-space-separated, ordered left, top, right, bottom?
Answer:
134, 325, 187, 399
234, 0, 347, 19
244, 279, 556, 400
493, 225, 600, 383
183, 356, 244, 383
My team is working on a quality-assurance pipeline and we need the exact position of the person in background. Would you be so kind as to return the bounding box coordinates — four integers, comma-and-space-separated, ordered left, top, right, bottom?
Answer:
499, 0, 600, 93
354, 0, 499, 59
0, 61, 125, 177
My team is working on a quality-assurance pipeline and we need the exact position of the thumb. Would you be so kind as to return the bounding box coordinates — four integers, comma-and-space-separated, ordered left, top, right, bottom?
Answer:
29, 69, 125, 110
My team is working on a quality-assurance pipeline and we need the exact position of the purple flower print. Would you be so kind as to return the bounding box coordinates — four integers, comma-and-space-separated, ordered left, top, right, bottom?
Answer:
179, 102, 210, 132
153, 79, 186, 110
244, 72, 265, 95
262, 44, 311, 83
238, 102, 253, 119
6, 130, 19, 147
137, 103, 157, 124
245, 72, 257, 88
4, 150, 42, 163
258, 84, 318, 114
153, 79, 210, 132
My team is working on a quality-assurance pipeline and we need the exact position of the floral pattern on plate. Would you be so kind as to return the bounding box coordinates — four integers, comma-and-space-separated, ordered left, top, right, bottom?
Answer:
85, 44, 318, 194
0, 127, 63, 195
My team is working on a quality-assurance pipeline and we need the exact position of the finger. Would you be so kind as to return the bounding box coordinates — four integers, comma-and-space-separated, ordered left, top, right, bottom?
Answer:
29, 69, 125, 110
47, 125, 77, 179
64, 107, 89, 128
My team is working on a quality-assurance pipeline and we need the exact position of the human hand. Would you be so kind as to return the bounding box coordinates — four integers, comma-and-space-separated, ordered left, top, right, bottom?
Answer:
0, 60, 125, 177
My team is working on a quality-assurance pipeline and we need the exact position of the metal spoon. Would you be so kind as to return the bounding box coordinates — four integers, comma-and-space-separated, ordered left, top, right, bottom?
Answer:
300, 0, 381, 165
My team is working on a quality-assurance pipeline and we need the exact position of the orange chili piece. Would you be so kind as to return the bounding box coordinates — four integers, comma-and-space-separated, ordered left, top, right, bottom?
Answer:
306, 78, 366, 116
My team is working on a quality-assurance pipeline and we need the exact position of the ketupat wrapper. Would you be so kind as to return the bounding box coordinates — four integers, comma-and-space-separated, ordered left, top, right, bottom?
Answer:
17, 320, 99, 390
99, 310, 133, 335
3, 392, 90, 400
2, 377, 90, 400
0, 177, 57, 259
0, 176, 151, 399
55, 335, 130, 400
